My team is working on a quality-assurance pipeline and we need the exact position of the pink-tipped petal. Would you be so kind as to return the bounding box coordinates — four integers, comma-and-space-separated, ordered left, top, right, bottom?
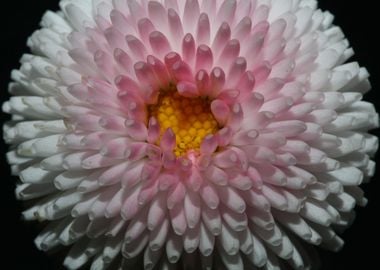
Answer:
196, 45, 213, 72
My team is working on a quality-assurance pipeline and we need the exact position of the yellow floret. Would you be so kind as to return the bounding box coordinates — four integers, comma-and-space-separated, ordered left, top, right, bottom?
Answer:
203, 120, 212, 129
177, 130, 186, 138
193, 121, 202, 129
165, 107, 174, 115
148, 86, 219, 156
188, 128, 197, 136
189, 115, 197, 123
158, 114, 167, 122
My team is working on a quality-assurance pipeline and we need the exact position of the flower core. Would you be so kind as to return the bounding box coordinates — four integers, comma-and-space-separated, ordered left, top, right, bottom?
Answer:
148, 85, 219, 156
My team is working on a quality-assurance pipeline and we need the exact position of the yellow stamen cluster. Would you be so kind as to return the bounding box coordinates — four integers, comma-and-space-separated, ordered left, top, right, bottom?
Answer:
148, 86, 219, 156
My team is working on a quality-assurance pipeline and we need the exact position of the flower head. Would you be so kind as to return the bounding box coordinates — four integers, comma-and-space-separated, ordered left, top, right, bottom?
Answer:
3, 0, 378, 269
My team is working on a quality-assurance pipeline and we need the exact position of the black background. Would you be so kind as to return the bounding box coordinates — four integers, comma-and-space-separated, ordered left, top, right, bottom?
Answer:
0, 1, 379, 269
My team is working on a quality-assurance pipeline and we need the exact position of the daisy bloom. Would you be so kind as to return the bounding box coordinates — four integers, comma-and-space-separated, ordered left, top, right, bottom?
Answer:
3, 0, 378, 269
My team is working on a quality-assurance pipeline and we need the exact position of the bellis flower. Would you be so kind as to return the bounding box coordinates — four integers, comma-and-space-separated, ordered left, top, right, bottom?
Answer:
3, 0, 378, 269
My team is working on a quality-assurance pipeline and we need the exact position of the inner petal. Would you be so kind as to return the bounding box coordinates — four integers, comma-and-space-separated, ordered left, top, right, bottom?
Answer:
148, 84, 219, 156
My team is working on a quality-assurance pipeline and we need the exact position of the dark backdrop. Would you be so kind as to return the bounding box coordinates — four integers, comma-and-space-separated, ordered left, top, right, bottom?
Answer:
0, 1, 379, 269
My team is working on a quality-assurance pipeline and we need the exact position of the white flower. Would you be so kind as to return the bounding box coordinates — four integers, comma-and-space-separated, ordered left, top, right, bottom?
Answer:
3, 0, 378, 269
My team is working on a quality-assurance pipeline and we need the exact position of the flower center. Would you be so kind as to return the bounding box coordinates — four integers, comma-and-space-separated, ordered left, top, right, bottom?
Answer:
148, 85, 219, 156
